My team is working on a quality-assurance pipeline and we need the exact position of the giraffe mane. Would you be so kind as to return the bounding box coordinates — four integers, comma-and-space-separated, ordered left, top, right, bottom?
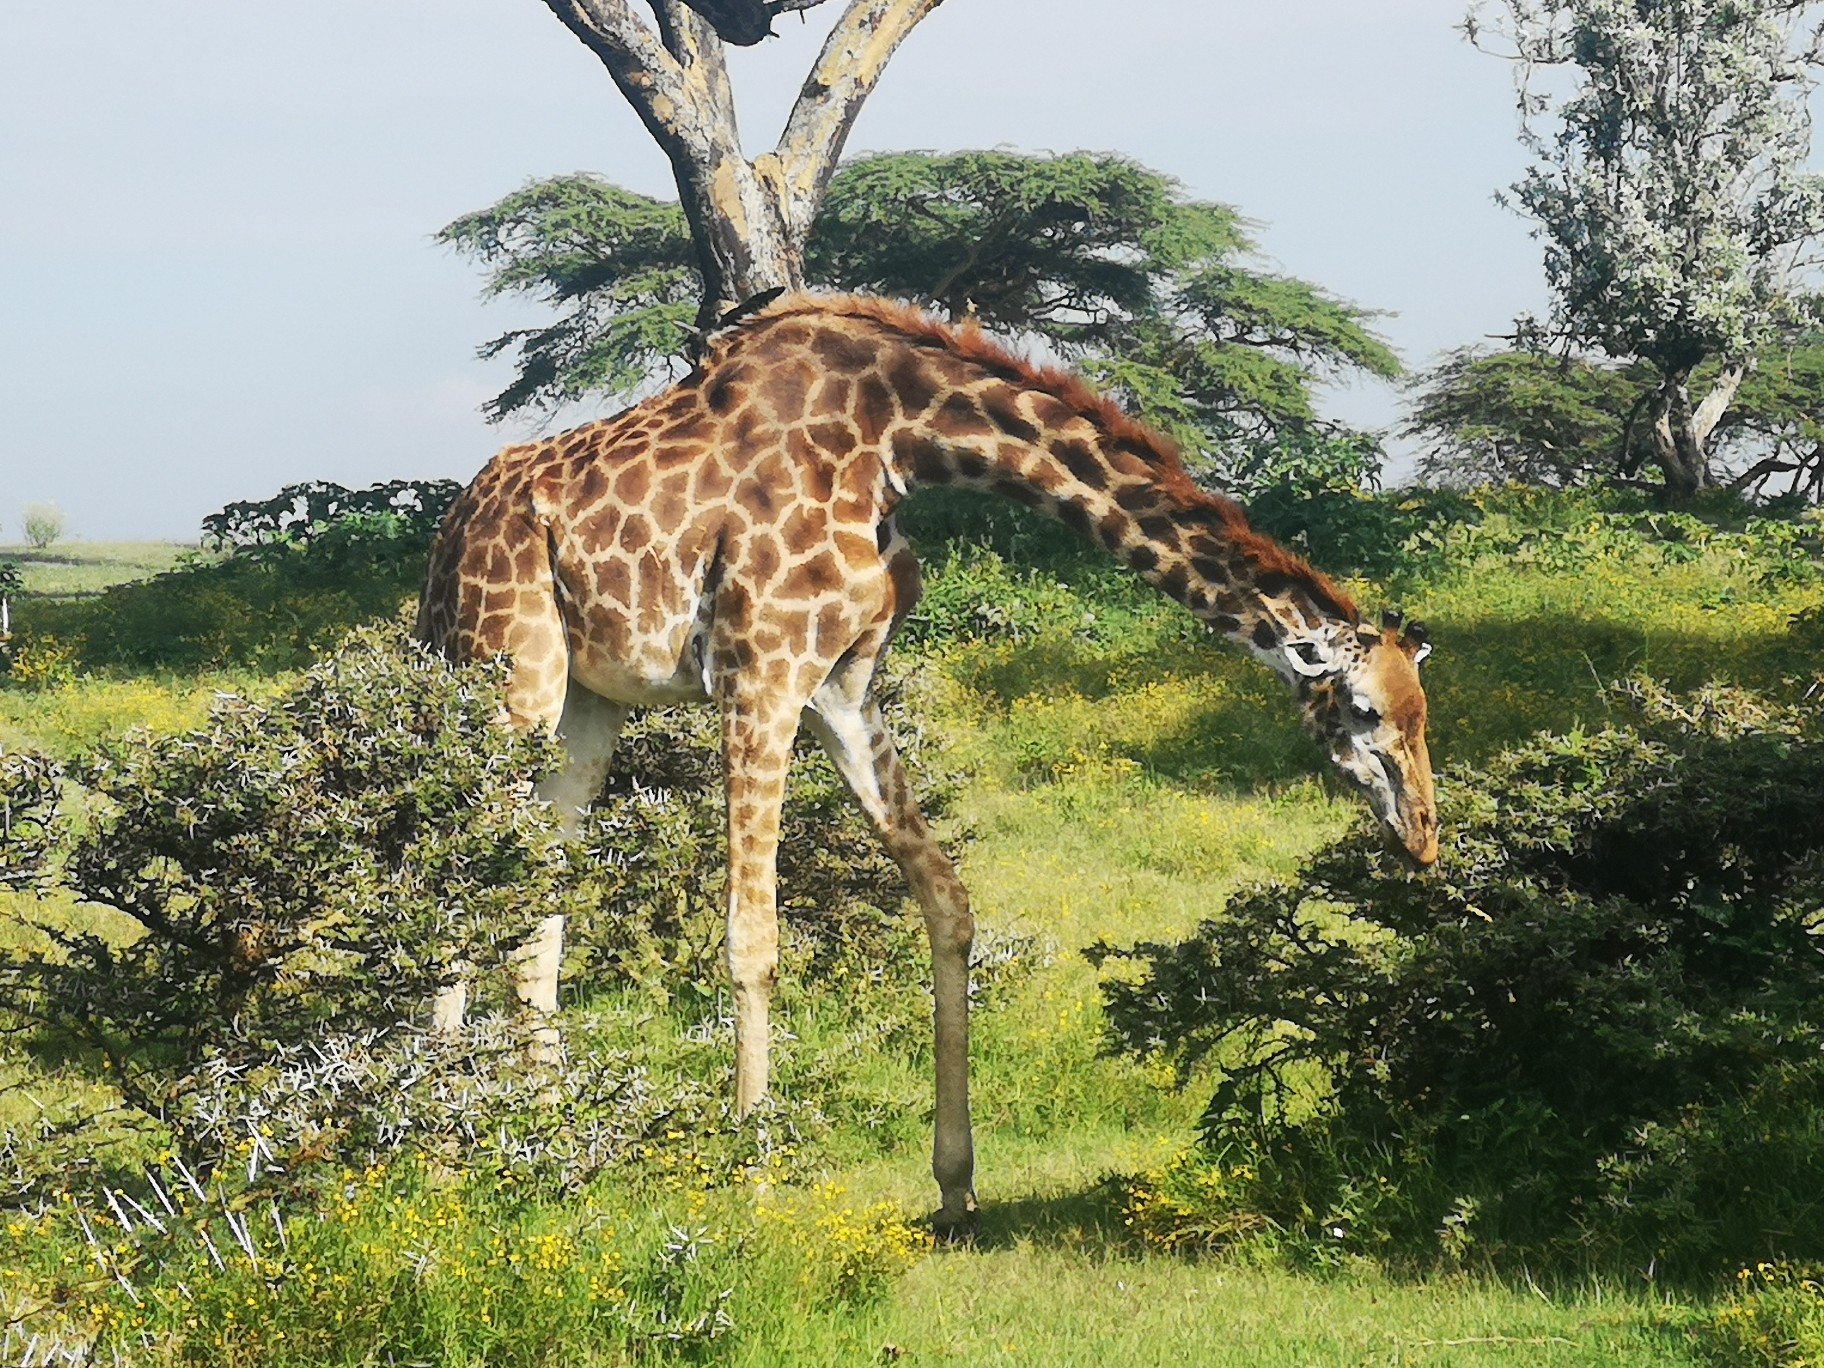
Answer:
718, 292, 1360, 625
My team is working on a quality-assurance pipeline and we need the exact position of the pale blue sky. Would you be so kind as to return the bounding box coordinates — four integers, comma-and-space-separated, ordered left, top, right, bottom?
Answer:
0, 0, 1545, 542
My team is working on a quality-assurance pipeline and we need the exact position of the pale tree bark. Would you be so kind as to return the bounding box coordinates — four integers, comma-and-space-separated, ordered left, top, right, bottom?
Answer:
540, 0, 944, 327
1648, 360, 1748, 500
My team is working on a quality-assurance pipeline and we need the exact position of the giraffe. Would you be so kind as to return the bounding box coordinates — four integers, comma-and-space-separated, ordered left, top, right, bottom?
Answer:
414, 293, 1438, 1235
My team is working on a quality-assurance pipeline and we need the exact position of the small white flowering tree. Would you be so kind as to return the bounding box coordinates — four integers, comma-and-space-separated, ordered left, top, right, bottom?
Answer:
1470, 0, 1824, 498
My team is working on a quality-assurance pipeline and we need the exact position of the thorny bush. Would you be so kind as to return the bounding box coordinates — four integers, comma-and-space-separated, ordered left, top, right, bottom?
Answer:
1, 623, 979, 1202
0, 624, 570, 1179
1093, 678, 1824, 1273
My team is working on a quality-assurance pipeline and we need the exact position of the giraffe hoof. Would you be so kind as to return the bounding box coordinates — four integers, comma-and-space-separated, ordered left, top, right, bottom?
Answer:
930, 1195, 979, 1245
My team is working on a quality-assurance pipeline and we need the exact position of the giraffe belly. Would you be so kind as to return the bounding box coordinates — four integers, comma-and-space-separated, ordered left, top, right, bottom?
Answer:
563, 598, 713, 707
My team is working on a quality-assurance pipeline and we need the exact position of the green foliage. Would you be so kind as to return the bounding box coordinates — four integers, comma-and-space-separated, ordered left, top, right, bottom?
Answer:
440, 150, 1398, 466
1485, 0, 1824, 373
437, 176, 698, 421
1395, 484, 1824, 593
0, 625, 567, 1168
1404, 347, 1654, 488
809, 150, 1238, 346
821, 153, 1399, 460
1404, 340, 1824, 500
1224, 429, 1410, 575
1093, 680, 1824, 1272
201, 478, 459, 555
0, 483, 1809, 1361
1475, 0, 1824, 493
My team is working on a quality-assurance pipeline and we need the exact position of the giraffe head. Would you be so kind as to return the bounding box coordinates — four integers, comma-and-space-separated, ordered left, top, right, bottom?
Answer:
1286, 609, 1438, 864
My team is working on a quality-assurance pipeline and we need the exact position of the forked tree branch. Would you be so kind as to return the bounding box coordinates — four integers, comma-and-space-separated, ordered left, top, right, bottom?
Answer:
540, 0, 941, 310
769, 0, 946, 236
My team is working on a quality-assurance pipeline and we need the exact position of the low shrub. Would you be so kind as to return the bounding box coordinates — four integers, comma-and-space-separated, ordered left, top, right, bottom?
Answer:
0, 623, 569, 1178
1093, 678, 1824, 1273
5, 1156, 745, 1367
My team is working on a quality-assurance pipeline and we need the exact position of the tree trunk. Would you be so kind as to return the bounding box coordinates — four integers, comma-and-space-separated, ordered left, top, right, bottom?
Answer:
1647, 360, 1745, 500
674, 142, 804, 324
541, 0, 942, 328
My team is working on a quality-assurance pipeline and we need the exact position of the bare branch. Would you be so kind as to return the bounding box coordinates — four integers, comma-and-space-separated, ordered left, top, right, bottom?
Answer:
541, 0, 697, 148
768, 0, 945, 239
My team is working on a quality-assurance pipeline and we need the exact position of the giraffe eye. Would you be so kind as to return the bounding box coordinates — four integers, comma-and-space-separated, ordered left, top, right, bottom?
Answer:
1349, 696, 1379, 724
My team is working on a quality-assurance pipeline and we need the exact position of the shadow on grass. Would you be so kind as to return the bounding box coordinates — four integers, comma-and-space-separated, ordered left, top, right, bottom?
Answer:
968, 1175, 1133, 1254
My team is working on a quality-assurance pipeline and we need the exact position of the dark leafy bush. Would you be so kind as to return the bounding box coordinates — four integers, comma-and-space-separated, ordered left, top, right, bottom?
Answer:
0, 750, 59, 890
15, 481, 458, 674
1093, 679, 1824, 1272
563, 668, 966, 1000
200, 478, 460, 555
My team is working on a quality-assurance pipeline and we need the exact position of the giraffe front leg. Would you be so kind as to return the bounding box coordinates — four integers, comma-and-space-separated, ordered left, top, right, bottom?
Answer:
924, 857, 978, 1239
805, 689, 978, 1237
721, 691, 797, 1116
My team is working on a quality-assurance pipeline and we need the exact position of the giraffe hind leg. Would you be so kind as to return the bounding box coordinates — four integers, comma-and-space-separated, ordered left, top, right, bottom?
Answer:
430, 581, 577, 1043
804, 672, 978, 1236
512, 681, 631, 1055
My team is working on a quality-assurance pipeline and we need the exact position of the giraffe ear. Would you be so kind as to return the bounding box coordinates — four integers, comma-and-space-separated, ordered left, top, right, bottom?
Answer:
1401, 620, 1432, 666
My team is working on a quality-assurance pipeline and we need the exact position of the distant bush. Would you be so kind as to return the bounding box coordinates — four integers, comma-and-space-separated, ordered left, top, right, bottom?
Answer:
21, 503, 65, 550
1094, 679, 1824, 1273
201, 478, 459, 556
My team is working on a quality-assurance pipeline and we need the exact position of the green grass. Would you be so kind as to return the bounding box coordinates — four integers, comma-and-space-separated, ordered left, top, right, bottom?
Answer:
3, 491, 1821, 1364
0, 541, 201, 600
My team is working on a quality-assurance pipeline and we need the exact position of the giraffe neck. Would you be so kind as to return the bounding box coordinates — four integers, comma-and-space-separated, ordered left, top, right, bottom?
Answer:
887, 374, 1360, 675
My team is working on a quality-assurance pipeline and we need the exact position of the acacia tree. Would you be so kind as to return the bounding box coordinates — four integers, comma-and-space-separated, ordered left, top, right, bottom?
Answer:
1470, 0, 1824, 498
442, 150, 1399, 477
537, 0, 941, 327
1403, 348, 1656, 488
1406, 339, 1824, 500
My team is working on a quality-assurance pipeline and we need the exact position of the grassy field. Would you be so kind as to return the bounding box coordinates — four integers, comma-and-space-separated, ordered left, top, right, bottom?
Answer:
0, 540, 199, 599
1, 504, 1819, 1365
